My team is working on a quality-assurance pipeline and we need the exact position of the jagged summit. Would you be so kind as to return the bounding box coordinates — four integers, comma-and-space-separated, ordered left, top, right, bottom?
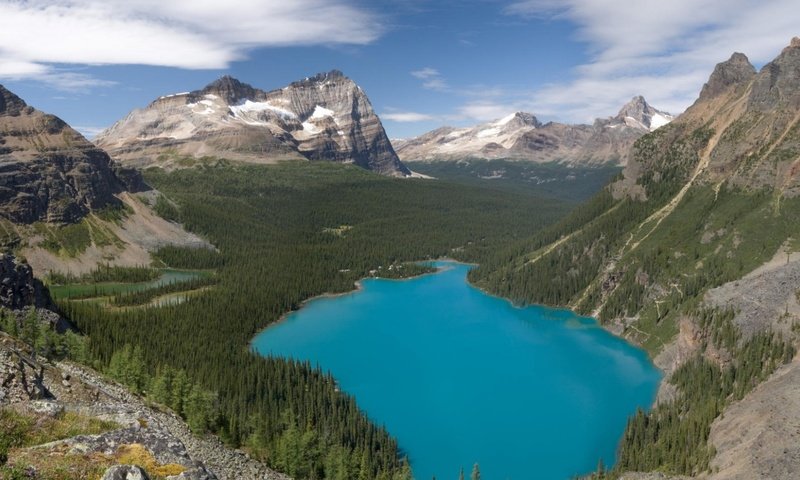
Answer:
614, 95, 674, 131
698, 52, 756, 101
498, 112, 542, 129
0, 84, 30, 116
198, 75, 259, 104
96, 70, 409, 176
749, 37, 800, 110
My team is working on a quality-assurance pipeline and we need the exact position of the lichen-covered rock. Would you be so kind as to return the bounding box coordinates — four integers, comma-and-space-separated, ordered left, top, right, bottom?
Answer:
95, 71, 410, 176
102, 465, 150, 480
0, 85, 145, 224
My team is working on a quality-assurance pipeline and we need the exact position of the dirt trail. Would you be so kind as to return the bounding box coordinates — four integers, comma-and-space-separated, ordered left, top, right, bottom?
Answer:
622, 93, 749, 256
523, 201, 624, 268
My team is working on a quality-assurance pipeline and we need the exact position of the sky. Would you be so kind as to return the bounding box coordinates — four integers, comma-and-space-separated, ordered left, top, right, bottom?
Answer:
0, 0, 798, 139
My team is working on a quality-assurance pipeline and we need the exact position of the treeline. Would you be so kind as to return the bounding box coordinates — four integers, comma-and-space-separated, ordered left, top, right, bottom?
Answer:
110, 277, 217, 307
46, 264, 159, 285
60, 162, 567, 479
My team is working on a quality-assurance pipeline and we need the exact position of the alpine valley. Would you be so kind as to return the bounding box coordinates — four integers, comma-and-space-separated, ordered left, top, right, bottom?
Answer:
0, 30, 799, 480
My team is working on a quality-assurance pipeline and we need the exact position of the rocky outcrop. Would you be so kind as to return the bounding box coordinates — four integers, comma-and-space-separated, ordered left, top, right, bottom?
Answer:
0, 333, 289, 480
102, 465, 150, 480
95, 71, 410, 176
0, 253, 71, 333
395, 97, 672, 166
0, 85, 144, 224
0, 253, 46, 310
697, 53, 757, 102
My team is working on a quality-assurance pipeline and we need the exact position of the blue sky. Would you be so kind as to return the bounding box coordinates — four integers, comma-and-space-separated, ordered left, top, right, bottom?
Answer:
0, 0, 798, 139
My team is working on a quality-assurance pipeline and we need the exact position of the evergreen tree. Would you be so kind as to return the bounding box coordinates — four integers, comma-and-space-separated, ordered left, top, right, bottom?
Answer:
20, 308, 39, 352
470, 463, 480, 480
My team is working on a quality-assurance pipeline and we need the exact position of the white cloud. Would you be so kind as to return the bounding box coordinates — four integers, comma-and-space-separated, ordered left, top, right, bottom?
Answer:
73, 125, 107, 138
382, 111, 438, 122
457, 102, 519, 121
0, 0, 382, 88
506, 0, 800, 122
411, 67, 449, 91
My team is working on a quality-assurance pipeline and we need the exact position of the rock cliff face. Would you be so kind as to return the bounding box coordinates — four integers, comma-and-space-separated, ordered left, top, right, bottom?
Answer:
0, 254, 49, 310
0, 85, 142, 224
395, 96, 673, 166
95, 71, 410, 176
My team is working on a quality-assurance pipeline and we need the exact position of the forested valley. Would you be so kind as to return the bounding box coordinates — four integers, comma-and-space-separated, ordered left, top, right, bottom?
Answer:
56, 161, 571, 479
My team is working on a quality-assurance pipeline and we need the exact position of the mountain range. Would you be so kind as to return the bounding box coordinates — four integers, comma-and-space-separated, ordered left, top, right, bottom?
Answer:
95, 71, 410, 176
395, 95, 673, 165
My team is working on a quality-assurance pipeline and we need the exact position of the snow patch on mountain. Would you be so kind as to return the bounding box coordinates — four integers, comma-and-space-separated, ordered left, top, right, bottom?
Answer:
229, 100, 297, 121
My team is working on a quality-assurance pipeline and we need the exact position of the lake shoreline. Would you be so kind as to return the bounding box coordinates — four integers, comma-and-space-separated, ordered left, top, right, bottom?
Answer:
248, 260, 451, 350
250, 259, 662, 479
250, 257, 665, 390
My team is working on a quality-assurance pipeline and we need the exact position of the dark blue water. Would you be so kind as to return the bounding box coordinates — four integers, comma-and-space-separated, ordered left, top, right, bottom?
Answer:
252, 262, 660, 480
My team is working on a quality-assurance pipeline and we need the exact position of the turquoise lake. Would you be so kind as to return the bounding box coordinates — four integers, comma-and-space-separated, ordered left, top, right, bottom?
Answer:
252, 262, 660, 480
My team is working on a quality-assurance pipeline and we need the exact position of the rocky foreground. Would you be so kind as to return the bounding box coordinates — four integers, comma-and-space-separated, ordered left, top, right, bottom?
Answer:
0, 332, 290, 480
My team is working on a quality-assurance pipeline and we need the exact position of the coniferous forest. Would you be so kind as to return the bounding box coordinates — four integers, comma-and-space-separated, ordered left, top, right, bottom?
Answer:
60, 161, 571, 479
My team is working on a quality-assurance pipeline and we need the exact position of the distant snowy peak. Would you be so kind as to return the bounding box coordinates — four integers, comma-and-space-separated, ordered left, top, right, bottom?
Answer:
614, 95, 674, 132
494, 112, 541, 129
395, 98, 674, 166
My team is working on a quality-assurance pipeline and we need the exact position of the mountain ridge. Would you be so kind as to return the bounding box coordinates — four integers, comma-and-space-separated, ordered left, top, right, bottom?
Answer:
96, 71, 410, 176
0, 85, 144, 224
395, 96, 673, 166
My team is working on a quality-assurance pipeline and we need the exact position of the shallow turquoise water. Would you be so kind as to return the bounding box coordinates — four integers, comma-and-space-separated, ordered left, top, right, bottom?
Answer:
252, 262, 660, 480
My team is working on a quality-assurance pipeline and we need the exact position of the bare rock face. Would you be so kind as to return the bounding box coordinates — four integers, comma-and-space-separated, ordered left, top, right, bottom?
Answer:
395, 97, 672, 166
0, 85, 143, 224
0, 85, 143, 223
96, 71, 410, 176
0, 253, 41, 310
708, 360, 800, 480
749, 37, 800, 110
697, 52, 757, 101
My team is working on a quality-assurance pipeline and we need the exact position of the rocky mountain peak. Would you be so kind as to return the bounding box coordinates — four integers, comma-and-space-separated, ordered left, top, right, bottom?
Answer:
502, 112, 541, 129
198, 75, 259, 104
616, 95, 648, 117
613, 95, 673, 131
698, 52, 756, 101
288, 70, 354, 91
0, 85, 31, 116
96, 71, 410, 176
0, 86, 143, 223
749, 36, 800, 110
